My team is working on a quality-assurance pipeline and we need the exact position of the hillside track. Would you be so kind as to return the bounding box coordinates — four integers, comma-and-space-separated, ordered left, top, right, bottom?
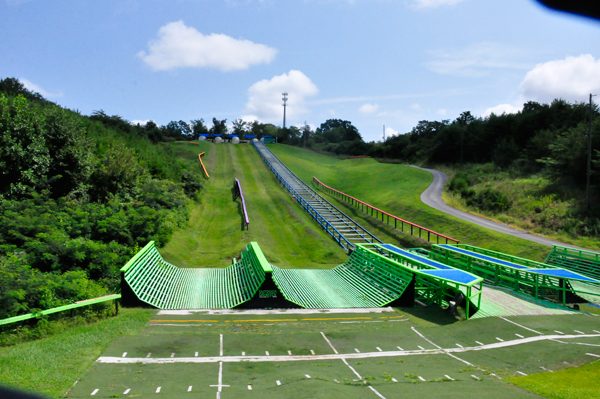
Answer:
412, 166, 589, 250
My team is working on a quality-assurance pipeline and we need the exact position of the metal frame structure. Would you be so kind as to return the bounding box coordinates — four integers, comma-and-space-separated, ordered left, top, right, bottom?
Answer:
233, 178, 250, 230
253, 141, 381, 251
430, 244, 600, 306
545, 245, 600, 281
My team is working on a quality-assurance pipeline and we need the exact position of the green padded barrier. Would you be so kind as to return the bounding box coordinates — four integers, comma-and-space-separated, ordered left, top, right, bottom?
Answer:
122, 242, 267, 309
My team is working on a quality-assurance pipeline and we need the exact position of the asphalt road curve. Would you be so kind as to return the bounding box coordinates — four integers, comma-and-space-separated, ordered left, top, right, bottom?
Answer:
411, 166, 588, 250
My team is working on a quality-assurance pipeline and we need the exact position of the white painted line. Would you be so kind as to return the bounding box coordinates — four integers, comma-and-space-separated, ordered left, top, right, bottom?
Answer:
242, 352, 245, 356
339, 321, 360, 324
355, 348, 360, 353
265, 351, 270, 356
341, 358, 363, 380
515, 334, 524, 338
397, 346, 403, 351
320, 332, 339, 354
209, 361, 230, 392
418, 346, 425, 350
499, 316, 543, 335
476, 341, 484, 346
187, 386, 192, 392
288, 350, 292, 356
156, 387, 161, 393
248, 385, 252, 390
147, 353, 152, 358
555, 330, 564, 335
91, 389, 99, 396
574, 330, 585, 335
586, 353, 600, 358
310, 350, 315, 355
276, 380, 281, 386
445, 375, 454, 381
496, 337, 504, 342
594, 330, 600, 334
305, 374, 311, 378
195, 352, 198, 357
471, 375, 480, 381
334, 379, 340, 383
391, 377, 398, 382
456, 343, 463, 348
220, 334, 224, 356
123, 389, 131, 394
418, 376, 425, 381
517, 371, 527, 376
122, 352, 127, 357
376, 347, 382, 352
368, 385, 387, 399
170, 353, 175, 358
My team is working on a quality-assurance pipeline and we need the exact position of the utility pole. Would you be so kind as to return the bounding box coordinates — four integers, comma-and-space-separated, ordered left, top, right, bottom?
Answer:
383, 125, 386, 142
586, 93, 596, 210
282, 92, 288, 129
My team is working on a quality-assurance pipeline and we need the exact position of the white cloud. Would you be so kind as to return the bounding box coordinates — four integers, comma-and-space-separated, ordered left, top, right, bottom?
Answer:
426, 42, 529, 77
359, 103, 379, 115
411, 0, 466, 9
483, 103, 521, 117
410, 103, 422, 111
19, 78, 63, 98
130, 119, 150, 126
384, 126, 399, 138
438, 109, 447, 116
137, 20, 277, 72
244, 70, 319, 123
519, 54, 600, 104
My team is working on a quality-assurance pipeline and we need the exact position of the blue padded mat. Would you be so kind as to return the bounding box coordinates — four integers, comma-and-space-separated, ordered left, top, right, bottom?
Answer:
523, 268, 599, 283
420, 269, 481, 285
380, 244, 453, 269
438, 245, 529, 269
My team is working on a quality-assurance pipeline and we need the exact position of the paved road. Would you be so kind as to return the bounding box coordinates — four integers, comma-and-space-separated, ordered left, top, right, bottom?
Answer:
412, 166, 586, 250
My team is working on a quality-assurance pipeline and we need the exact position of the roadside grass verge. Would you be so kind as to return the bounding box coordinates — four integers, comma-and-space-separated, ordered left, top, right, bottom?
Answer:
160, 143, 347, 269
0, 308, 152, 398
269, 144, 552, 262
505, 360, 600, 399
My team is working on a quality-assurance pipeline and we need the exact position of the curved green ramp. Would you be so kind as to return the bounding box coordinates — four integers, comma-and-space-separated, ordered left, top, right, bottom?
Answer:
121, 241, 266, 309
271, 247, 414, 308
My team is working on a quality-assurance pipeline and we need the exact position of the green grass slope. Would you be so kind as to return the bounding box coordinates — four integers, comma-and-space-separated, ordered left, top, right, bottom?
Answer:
159, 143, 347, 269
269, 144, 551, 262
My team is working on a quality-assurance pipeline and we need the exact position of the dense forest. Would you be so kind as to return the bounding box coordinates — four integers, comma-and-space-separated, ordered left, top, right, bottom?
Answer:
0, 78, 202, 320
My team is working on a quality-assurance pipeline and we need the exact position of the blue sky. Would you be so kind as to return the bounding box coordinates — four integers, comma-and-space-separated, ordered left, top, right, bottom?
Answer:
2, 0, 599, 141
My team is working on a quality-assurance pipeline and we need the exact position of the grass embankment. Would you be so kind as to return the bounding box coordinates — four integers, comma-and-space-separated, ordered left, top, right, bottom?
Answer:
506, 361, 600, 399
0, 308, 152, 398
439, 165, 600, 251
270, 144, 552, 262
159, 142, 347, 269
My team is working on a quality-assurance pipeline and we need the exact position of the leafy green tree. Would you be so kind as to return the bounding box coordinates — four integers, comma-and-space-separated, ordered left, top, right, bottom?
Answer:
210, 118, 228, 136
232, 119, 247, 136
191, 118, 208, 140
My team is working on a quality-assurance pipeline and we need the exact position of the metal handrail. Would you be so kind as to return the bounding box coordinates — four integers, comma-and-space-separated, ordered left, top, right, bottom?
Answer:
313, 176, 459, 245
233, 178, 250, 230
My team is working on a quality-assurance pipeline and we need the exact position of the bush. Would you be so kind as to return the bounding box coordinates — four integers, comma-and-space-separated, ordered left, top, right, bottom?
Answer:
466, 187, 511, 212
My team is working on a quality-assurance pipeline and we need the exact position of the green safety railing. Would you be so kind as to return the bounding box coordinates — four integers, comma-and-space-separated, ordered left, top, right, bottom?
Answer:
313, 177, 459, 244
0, 294, 121, 326
121, 241, 267, 309
545, 245, 600, 281
363, 244, 482, 319
430, 244, 600, 306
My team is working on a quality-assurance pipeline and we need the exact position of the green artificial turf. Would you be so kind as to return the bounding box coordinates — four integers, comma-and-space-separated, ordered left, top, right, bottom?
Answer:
506, 360, 600, 399
160, 143, 347, 269
0, 308, 152, 398
269, 144, 551, 262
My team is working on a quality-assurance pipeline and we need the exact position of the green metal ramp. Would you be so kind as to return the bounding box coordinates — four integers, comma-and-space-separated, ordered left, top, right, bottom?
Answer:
120, 241, 267, 309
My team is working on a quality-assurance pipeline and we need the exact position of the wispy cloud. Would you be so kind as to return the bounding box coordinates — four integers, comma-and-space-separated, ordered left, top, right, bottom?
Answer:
426, 42, 531, 77
19, 78, 63, 98
137, 20, 277, 72
410, 0, 466, 9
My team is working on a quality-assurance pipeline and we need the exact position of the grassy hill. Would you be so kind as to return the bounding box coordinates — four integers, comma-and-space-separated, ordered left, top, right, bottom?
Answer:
269, 144, 551, 262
